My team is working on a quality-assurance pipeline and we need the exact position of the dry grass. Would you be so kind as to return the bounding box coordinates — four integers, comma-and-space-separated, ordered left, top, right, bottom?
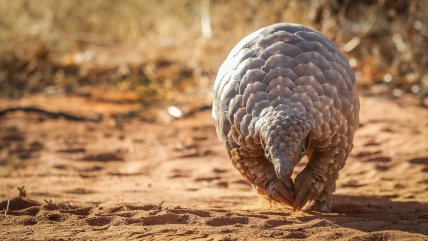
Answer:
0, 0, 427, 101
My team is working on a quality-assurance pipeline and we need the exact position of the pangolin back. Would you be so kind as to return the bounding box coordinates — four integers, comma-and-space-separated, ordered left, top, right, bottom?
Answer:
212, 23, 359, 211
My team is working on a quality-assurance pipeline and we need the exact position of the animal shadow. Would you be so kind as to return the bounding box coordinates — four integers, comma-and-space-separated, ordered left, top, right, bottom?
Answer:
319, 195, 428, 235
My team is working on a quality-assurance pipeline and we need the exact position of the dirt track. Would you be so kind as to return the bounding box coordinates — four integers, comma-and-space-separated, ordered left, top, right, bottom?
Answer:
0, 95, 427, 240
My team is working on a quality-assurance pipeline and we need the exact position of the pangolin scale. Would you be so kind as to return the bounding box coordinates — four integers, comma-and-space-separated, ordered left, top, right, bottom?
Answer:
212, 23, 359, 212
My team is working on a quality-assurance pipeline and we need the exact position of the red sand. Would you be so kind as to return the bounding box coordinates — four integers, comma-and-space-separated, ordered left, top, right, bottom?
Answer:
0, 95, 427, 240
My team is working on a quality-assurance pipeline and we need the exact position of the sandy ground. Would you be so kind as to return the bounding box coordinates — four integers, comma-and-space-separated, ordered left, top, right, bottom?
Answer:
0, 95, 427, 240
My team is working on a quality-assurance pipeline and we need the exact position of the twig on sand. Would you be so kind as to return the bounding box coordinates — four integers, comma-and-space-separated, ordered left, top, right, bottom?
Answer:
184, 104, 212, 117
157, 201, 165, 211
0, 106, 103, 122
4, 199, 10, 218
168, 104, 212, 119
44, 199, 56, 209
17, 186, 26, 198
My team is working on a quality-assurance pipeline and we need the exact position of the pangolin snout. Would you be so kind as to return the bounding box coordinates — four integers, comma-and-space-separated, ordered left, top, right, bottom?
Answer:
274, 159, 294, 179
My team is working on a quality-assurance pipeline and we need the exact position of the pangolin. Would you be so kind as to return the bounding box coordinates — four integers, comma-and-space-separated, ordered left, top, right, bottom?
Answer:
212, 23, 359, 212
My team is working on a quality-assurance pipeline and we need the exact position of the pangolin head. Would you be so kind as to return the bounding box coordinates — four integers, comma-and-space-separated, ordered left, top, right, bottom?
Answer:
257, 109, 313, 179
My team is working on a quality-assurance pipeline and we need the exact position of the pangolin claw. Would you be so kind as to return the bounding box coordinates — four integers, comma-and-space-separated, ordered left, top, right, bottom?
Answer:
293, 168, 326, 211
266, 178, 295, 206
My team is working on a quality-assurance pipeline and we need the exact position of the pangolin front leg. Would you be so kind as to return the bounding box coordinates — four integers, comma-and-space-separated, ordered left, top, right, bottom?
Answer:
265, 178, 294, 206
293, 165, 327, 211
293, 149, 341, 211
310, 177, 336, 212
231, 148, 294, 205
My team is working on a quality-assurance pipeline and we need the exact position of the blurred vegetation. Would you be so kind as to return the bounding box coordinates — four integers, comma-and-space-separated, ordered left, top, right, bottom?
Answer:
0, 0, 427, 104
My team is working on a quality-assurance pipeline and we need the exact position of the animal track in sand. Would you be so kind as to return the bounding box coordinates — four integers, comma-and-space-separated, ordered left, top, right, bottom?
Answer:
65, 188, 96, 195
168, 168, 192, 178
364, 156, 392, 163
212, 168, 228, 174
20, 217, 38, 225
86, 216, 112, 226
11, 206, 40, 216
168, 208, 211, 217
352, 150, 382, 158
284, 231, 307, 239
76, 165, 104, 172
206, 216, 249, 226
60, 207, 92, 216
46, 213, 65, 222
340, 180, 367, 188
80, 152, 123, 162
263, 218, 290, 228
215, 181, 229, 188
375, 165, 390, 171
124, 204, 159, 211
125, 213, 190, 225
194, 176, 222, 182
235, 213, 269, 219
409, 157, 428, 165
56, 148, 86, 154
363, 141, 381, 147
